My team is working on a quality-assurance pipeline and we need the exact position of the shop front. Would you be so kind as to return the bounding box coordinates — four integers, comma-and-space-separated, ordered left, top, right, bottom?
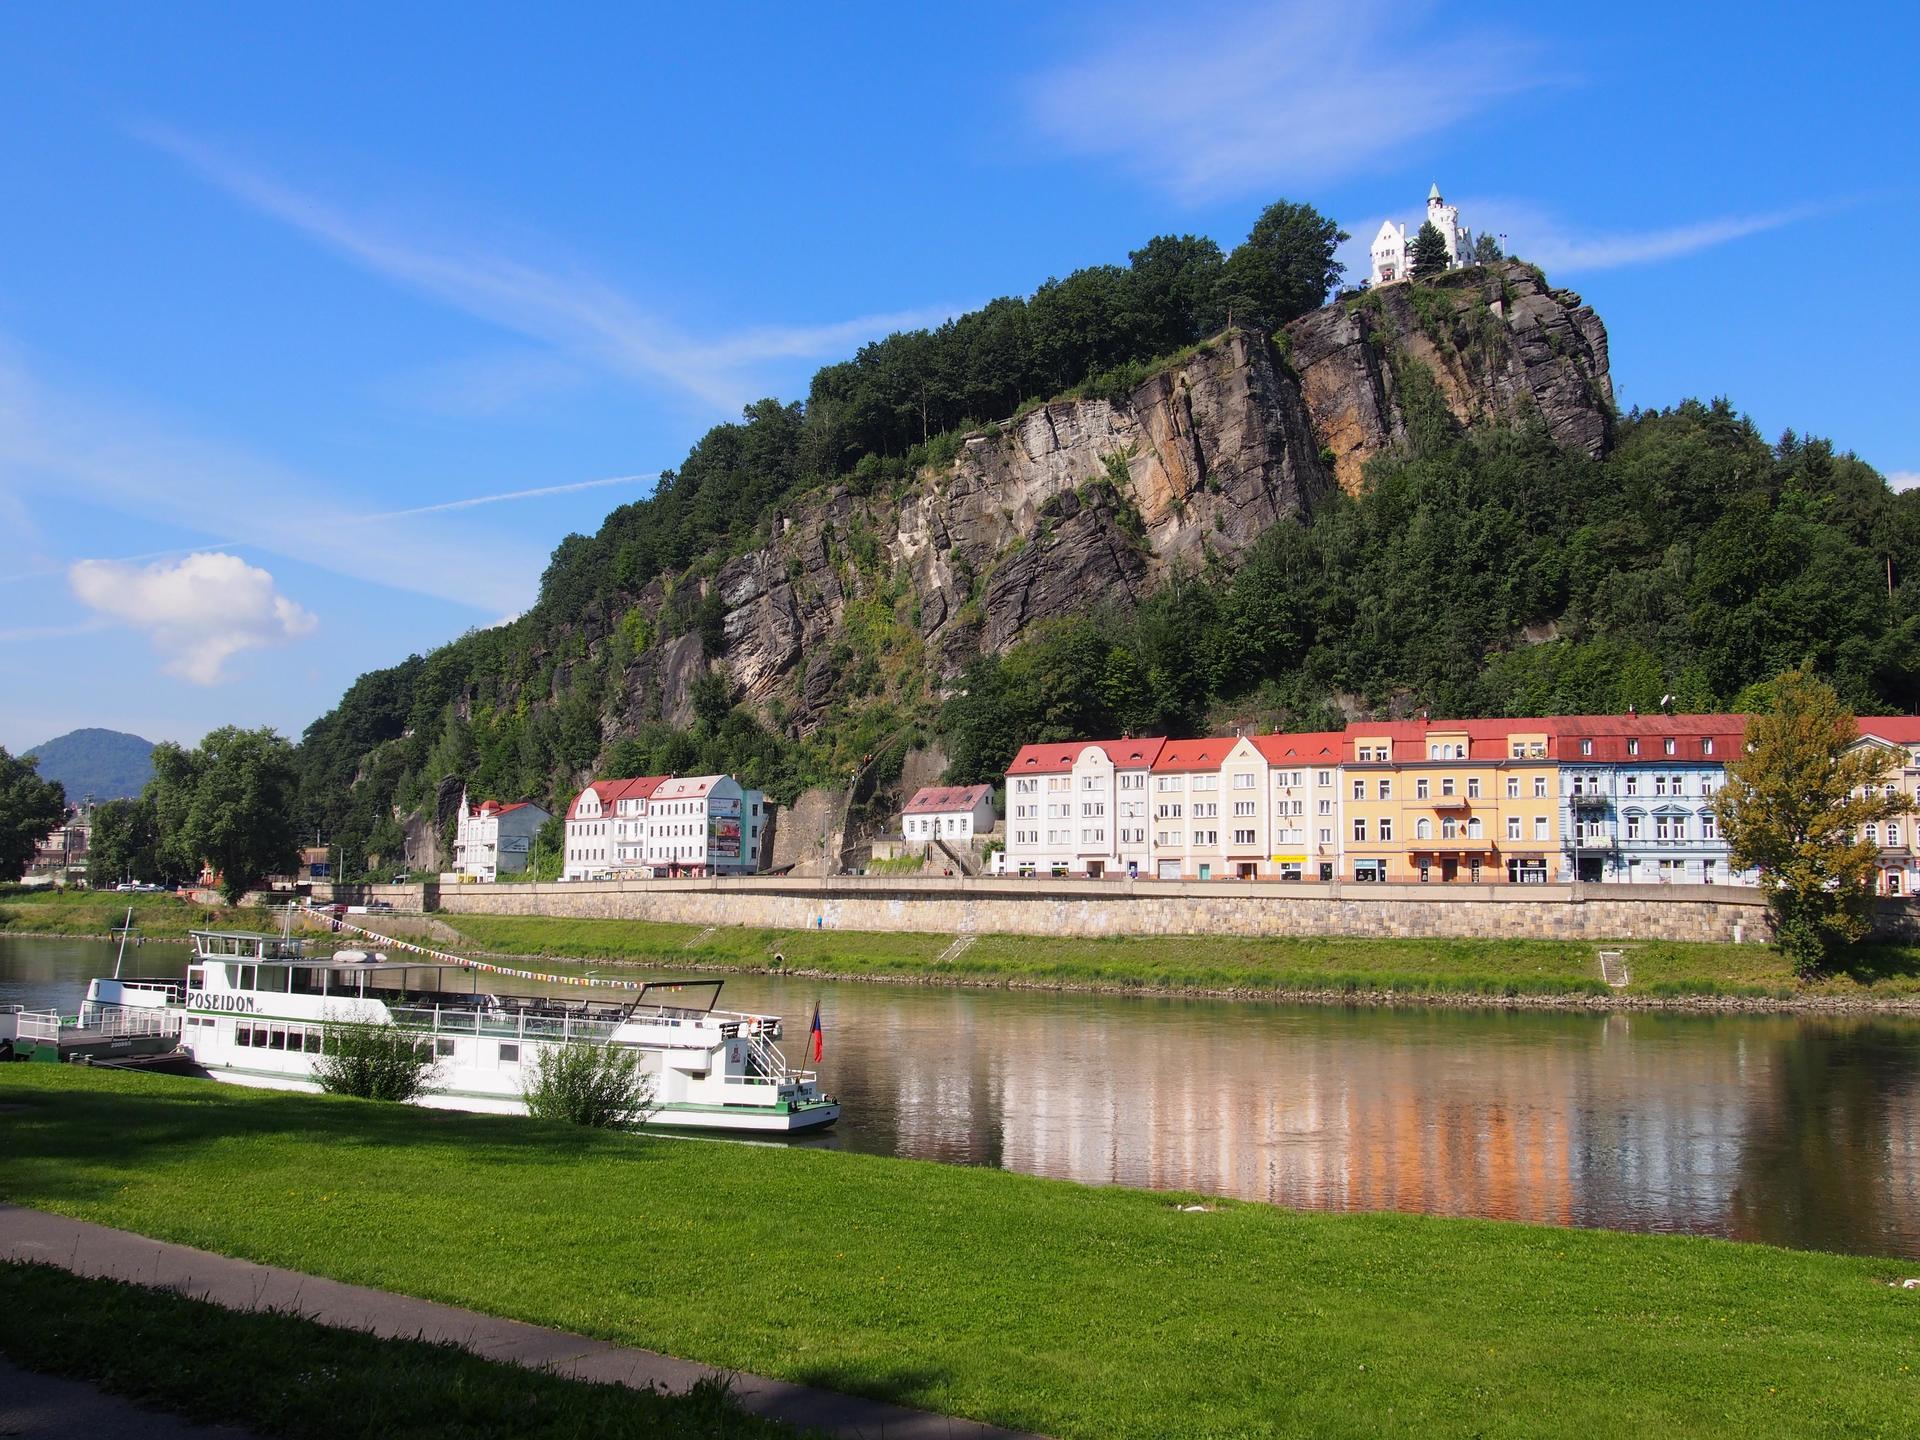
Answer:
1409, 847, 1496, 883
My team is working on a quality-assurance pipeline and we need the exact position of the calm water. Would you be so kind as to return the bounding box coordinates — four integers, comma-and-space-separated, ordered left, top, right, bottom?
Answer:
8, 934, 1920, 1259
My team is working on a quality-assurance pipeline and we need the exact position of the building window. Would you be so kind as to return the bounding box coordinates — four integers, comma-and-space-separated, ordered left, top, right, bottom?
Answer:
1665, 738, 1677, 755
1580, 739, 1593, 755
1702, 812, 1718, 841
1441, 777, 1456, 797
1379, 818, 1394, 842
1628, 739, 1640, 756
1317, 799, 1332, 816
1506, 816, 1521, 841
1317, 770, 1332, 787
1534, 816, 1549, 841
1626, 813, 1643, 841
1233, 829, 1256, 844
1441, 817, 1457, 840
1353, 779, 1365, 800
1233, 773, 1255, 790
1416, 818, 1432, 839
1378, 779, 1392, 800
1416, 778, 1430, 800
1890, 822, 1902, 847
1353, 818, 1368, 842
1702, 738, 1714, 756
1467, 817, 1484, 839
1865, 823, 1879, 845
1506, 778, 1520, 799
1467, 777, 1481, 799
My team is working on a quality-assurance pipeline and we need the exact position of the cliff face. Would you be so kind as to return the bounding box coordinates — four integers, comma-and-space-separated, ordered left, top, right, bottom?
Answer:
1287, 261, 1613, 493
613, 261, 1614, 734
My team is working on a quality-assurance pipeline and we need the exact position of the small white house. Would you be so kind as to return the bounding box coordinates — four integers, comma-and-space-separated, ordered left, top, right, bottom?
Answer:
452, 793, 552, 882
902, 785, 996, 845
1369, 182, 1475, 287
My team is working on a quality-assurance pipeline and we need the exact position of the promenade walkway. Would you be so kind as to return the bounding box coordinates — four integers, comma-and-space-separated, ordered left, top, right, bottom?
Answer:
0, 1206, 1040, 1440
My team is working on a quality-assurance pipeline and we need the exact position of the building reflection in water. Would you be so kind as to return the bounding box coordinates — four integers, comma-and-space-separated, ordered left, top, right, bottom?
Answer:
758, 977, 1920, 1260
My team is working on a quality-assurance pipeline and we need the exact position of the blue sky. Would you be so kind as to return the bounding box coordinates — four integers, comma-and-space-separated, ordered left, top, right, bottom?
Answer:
2, 2, 1914, 754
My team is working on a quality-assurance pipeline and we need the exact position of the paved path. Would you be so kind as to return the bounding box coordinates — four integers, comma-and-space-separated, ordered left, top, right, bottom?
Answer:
0, 1206, 1040, 1440
0, 1358, 260, 1439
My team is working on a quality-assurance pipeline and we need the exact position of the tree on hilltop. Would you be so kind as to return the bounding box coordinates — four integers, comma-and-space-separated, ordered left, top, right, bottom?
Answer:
1217, 200, 1348, 331
1471, 233, 1504, 265
0, 747, 66, 882
1712, 667, 1906, 974
1410, 221, 1451, 279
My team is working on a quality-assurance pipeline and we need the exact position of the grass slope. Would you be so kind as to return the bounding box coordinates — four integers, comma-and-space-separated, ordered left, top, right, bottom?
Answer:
0, 888, 244, 940
2, 1066, 1915, 1439
0, 1262, 808, 1440
439, 912, 1920, 1001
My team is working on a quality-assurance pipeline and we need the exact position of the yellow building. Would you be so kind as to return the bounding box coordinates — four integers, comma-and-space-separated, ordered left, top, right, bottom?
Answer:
1341, 720, 1559, 884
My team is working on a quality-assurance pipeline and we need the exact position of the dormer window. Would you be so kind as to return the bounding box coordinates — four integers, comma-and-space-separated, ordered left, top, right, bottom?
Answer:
1664, 738, 1677, 756
1580, 739, 1592, 756
1627, 740, 1640, 756
1702, 738, 1714, 756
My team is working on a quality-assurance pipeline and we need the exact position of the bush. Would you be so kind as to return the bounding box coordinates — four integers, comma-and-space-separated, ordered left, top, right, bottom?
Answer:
522, 1043, 655, 1129
314, 1019, 439, 1102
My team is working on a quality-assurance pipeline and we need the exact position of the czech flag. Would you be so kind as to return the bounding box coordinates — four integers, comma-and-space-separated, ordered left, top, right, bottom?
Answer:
809, 1001, 824, 1063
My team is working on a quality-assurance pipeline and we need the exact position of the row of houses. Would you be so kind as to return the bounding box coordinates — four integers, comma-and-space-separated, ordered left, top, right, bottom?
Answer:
998, 713, 1920, 890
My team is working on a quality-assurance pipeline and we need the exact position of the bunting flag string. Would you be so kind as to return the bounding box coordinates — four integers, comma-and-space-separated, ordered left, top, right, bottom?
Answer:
293, 903, 645, 990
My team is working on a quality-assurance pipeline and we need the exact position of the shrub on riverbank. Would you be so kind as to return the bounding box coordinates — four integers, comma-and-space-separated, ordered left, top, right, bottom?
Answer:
2, 1065, 1915, 1440
314, 1020, 438, 1102
521, 1042, 654, 1129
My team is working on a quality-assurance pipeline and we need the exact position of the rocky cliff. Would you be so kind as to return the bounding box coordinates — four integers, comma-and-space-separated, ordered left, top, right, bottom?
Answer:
608, 261, 1613, 735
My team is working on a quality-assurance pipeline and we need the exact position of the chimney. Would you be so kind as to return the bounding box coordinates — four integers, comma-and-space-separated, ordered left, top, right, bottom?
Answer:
1627, 703, 1637, 717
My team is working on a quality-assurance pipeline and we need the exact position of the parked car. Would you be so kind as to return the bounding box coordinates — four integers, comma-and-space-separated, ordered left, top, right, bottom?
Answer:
365, 899, 394, 912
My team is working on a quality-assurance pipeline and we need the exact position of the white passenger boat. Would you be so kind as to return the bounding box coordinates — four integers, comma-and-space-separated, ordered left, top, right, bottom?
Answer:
86, 927, 838, 1133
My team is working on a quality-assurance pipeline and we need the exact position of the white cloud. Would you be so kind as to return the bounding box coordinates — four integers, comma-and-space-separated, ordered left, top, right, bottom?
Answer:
134, 123, 961, 414
1889, 471, 1920, 493
1336, 196, 1818, 281
1025, 1, 1545, 201
69, 552, 317, 684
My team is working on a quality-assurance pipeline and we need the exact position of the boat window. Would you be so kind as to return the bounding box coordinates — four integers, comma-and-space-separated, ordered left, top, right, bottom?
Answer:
236, 1026, 251, 1047
304, 1031, 322, 1054
256, 967, 291, 994
290, 967, 327, 995
435, 1037, 456, 1058
498, 1042, 519, 1063
252, 1026, 268, 1048
238, 965, 257, 992
186, 967, 205, 992
268, 1029, 286, 1050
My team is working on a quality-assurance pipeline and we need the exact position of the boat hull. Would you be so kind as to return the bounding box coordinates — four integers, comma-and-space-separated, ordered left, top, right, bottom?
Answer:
201, 1065, 839, 1134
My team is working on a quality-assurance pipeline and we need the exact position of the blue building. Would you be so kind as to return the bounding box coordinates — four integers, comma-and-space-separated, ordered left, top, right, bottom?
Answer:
1553, 715, 1750, 885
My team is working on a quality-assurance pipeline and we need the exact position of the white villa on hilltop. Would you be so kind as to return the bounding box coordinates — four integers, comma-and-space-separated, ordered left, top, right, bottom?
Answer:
1369, 184, 1474, 287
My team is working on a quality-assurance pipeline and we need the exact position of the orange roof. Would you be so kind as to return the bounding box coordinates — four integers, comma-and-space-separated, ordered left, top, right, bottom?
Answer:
1005, 738, 1167, 775
1856, 717, 1920, 744
1253, 730, 1347, 763
1151, 736, 1244, 772
904, 784, 992, 815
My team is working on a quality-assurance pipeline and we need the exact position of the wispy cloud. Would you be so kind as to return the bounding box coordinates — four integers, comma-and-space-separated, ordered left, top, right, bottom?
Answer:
1337, 197, 1821, 280
1025, 1, 1546, 201
355, 472, 658, 522
1890, 471, 1920, 493
0, 342, 546, 615
134, 123, 960, 413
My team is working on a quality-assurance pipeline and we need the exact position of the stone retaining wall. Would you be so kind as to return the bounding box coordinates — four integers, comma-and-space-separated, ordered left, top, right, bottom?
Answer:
425, 875, 1855, 944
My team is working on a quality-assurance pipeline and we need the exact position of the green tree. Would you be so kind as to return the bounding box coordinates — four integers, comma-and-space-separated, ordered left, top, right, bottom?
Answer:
86, 796, 164, 888
1712, 668, 1906, 974
1216, 200, 1348, 330
522, 1042, 654, 1128
148, 727, 302, 902
1470, 232, 1504, 265
1409, 221, 1451, 279
0, 747, 66, 882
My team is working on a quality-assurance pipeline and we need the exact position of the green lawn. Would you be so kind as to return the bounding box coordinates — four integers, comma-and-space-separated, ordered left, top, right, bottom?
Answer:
2, 1066, 1915, 1439
0, 887, 243, 940
0, 1262, 809, 1440
439, 912, 1920, 1001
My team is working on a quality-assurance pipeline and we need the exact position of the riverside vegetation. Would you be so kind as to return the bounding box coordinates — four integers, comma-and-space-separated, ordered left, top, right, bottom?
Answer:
1, 1066, 1915, 1440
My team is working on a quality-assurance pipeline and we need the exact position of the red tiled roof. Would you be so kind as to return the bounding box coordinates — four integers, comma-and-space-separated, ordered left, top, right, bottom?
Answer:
904, 784, 992, 815
568, 776, 669, 820
1005, 738, 1167, 775
1252, 730, 1347, 763
1551, 714, 1746, 763
654, 775, 724, 801
1856, 717, 1920, 745
471, 799, 541, 818
1151, 736, 1245, 772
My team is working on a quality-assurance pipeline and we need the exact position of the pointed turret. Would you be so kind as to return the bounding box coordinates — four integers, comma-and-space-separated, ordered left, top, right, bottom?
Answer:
1428, 182, 1443, 203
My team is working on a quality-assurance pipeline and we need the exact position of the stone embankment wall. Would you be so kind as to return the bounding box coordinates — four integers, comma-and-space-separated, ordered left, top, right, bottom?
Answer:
428, 876, 1847, 945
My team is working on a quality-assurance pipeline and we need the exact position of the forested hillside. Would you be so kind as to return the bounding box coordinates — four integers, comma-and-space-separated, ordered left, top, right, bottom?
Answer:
290, 199, 1920, 879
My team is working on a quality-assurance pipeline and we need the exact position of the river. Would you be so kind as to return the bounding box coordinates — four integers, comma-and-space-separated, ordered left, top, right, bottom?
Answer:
7, 934, 1920, 1259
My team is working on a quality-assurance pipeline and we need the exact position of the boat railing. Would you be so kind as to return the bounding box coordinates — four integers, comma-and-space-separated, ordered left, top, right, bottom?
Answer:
61, 1003, 183, 1040
15, 1010, 65, 1042
385, 1004, 622, 1045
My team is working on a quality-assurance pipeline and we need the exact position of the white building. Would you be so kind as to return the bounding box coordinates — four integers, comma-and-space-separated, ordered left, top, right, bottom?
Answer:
1368, 183, 1475, 287
902, 784, 996, 846
644, 775, 768, 876
452, 794, 552, 882
563, 776, 668, 881
1255, 731, 1346, 881
1002, 738, 1166, 879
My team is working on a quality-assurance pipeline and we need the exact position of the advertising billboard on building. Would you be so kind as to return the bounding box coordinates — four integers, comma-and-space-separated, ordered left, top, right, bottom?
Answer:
708, 796, 742, 862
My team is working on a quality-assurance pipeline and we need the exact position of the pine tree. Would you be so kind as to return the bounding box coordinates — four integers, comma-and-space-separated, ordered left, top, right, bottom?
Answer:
1410, 221, 1451, 279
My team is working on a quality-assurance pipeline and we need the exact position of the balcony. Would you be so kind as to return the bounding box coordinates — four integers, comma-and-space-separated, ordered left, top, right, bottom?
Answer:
1430, 795, 1471, 811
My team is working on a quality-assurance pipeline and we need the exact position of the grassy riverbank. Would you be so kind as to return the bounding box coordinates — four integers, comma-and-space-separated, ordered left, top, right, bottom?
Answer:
436, 912, 1920, 1002
3, 1066, 1916, 1439
0, 1263, 806, 1440
0, 887, 242, 940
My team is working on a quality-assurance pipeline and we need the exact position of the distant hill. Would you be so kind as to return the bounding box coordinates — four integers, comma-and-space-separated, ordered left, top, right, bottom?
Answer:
24, 728, 155, 802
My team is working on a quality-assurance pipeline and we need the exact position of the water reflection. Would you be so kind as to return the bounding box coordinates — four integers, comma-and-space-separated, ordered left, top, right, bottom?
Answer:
6, 936, 1919, 1258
